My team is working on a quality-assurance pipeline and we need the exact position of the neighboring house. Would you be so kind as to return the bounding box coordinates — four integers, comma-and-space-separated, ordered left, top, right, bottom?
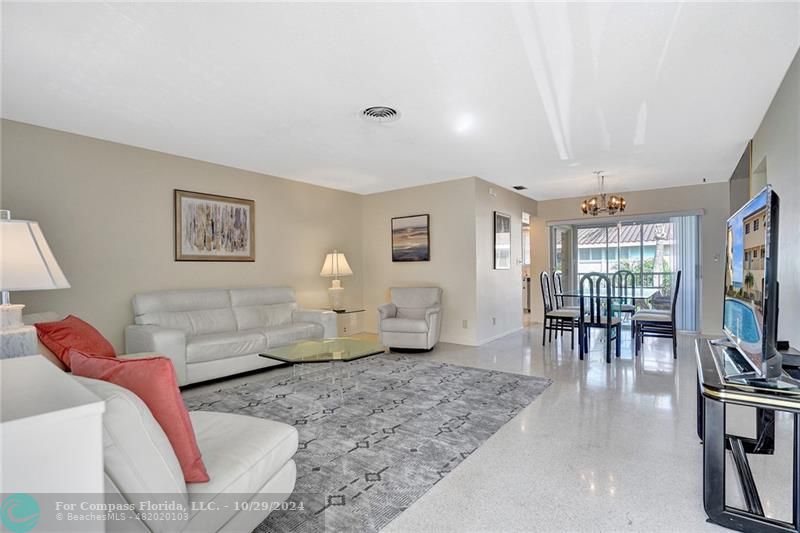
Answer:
742, 206, 767, 303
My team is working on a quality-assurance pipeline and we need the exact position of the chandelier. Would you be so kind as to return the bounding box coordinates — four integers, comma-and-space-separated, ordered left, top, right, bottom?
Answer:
580, 171, 626, 216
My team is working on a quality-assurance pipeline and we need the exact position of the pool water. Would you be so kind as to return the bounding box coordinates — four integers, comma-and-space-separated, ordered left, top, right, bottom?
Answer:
724, 298, 761, 344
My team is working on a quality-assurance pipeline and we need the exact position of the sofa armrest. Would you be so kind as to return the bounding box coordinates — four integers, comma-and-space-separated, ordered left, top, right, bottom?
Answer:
125, 325, 188, 385
377, 303, 397, 322
425, 306, 442, 349
293, 309, 336, 339
425, 306, 441, 325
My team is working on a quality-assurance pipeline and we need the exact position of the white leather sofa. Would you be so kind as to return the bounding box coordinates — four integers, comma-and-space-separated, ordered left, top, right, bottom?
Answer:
74, 375, 298, 533
126, 287, 335, 386
378, 287, 442, 350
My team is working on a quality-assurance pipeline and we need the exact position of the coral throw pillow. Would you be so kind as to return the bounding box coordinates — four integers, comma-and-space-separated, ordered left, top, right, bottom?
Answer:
70, 350, 210, 483
35, 315, 116, 368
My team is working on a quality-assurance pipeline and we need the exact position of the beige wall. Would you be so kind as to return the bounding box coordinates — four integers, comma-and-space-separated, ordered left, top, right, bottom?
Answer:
361, 178, 479, 345
361, 177, 537, 345
751, 48, 800, 348
473, 178, 537, 343
1, 120, 364, 350
531, 182, 730, 335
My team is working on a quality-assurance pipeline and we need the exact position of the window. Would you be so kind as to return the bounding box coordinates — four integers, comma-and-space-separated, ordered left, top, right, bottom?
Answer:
761, 248, 765, 258
753, 219, 759, 232
745, 222, 751, 234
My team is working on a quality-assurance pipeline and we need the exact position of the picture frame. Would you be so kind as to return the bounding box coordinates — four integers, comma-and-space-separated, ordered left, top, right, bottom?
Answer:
391, 214, 430, 262
494, 211, 511, 270
174, 189, 255, 261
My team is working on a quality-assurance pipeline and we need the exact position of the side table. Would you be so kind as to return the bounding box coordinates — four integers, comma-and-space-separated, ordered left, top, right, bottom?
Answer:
334, 309, 365, 336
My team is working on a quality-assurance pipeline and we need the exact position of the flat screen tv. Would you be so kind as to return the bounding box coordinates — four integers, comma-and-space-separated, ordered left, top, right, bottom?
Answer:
722, 186, 781, 379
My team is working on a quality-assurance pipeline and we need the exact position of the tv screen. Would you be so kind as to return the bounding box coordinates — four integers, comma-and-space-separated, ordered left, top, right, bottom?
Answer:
723, 186, 780, 378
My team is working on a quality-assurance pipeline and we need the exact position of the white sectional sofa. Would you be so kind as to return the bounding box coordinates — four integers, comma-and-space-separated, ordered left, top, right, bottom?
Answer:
126, 287, 336, 386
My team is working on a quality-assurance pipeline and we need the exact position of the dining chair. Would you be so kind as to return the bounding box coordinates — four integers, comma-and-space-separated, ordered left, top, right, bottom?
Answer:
612, 269, 637, 338
540, 271, 580, 349
579, 272, 622, 363
632, 270, 682, 358
553, 271, 579, 311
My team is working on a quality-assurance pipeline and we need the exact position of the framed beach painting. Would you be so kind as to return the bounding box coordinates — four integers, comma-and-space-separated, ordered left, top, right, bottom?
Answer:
175, 189, 255, 261
494, 211, 511, 270
391, 214, 430, 262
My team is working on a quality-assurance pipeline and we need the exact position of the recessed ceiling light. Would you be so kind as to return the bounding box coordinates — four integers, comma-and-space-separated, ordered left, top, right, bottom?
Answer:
454, 113, 475, 134
361, 106, 400, 123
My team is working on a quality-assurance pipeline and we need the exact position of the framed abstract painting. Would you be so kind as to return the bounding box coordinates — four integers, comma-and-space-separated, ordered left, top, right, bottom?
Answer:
174, 189, 255, 261
391, 214, 430, 262
494, 211, 511, 270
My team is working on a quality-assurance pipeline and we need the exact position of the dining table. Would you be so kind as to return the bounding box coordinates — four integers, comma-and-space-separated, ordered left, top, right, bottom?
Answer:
556, 287, 661, 301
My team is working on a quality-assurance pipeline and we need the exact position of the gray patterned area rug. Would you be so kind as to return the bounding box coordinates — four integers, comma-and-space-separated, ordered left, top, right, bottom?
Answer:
183, 354, 551, 532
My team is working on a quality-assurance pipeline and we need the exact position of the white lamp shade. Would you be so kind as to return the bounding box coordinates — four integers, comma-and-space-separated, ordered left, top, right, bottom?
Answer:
320, 252, 353, 278
0, 219, 70, 291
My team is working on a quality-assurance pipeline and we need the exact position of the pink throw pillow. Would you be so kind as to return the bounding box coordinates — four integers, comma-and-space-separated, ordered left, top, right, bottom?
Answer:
70, 350, 210, 483
35, 315, 116, 368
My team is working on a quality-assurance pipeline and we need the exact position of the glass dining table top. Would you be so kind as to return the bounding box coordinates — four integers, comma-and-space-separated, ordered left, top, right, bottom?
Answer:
260, 337, 386, 364
558, 288, 660, 300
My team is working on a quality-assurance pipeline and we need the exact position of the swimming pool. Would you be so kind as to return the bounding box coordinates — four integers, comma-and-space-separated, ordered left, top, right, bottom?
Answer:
724, 298, 761, 344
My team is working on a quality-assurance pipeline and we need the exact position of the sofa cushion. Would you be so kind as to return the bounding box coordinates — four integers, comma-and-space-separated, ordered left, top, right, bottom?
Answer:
187, 411, 298, 531
263, 322, 323, 348
72, 376, 189, 514
133, 289, 231, 315
391, 287, 441, 307
380, 317, 429, 333
229, 287, 296, 307
233, 303, 296, 330
186, 330, 267, 364
35, 315, 116, 368
70, 351, 210, 483
137, 308, 237, 336
391, 287, 442, 320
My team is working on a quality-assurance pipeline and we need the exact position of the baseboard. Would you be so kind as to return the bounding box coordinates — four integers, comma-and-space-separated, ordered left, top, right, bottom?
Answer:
476, 327, 524, 345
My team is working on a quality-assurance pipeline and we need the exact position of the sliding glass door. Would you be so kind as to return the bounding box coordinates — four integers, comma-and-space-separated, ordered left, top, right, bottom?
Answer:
551, 215, 699, 331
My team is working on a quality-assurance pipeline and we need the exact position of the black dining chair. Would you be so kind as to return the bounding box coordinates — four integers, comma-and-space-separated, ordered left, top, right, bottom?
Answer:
633, 270, 682, 358
612, 269, 637, 338
579, 272, 622, 363
553, 271, 579, 311
540, 271, 580, 349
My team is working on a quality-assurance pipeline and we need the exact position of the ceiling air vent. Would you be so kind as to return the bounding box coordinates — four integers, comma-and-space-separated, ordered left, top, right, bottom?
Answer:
512, 185, 528, 191
361, 106, 400, 123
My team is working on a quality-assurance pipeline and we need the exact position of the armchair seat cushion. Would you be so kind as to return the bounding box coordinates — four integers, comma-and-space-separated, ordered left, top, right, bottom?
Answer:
187, 411, 298, 529
262, 322, 323, 348
380, 317, 429, 334
186, 330, 267, 364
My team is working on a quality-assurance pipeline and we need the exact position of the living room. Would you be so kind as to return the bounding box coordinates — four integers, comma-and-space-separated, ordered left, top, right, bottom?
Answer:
2, 2, 800, 533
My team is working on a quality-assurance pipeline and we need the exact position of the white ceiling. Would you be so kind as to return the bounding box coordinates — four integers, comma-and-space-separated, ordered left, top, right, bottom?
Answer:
3, 2, 799, 200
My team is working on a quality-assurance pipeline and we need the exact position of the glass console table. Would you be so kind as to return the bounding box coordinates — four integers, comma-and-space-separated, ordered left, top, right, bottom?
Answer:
696, 338, 800, 532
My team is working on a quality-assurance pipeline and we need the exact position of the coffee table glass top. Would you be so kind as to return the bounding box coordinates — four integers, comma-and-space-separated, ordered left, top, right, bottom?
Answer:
260, 338, 386, 364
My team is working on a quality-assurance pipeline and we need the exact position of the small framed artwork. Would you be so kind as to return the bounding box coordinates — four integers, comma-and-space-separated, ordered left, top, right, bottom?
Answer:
494, 211, 511, 270
392, 214, 430, 262
175, 189, 255, 261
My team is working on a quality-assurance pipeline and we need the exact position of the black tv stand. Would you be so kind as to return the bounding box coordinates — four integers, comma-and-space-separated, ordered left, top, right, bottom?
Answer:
696, 338, 799, 532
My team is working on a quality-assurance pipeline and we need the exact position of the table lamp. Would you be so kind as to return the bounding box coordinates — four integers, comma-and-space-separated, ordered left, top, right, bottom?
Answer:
0, 210, 70, 358
319, 250, 352, 312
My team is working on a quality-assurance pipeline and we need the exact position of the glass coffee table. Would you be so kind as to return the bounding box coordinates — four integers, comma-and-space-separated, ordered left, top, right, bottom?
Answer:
260, 338, 386, 396
260, 337, 386, 365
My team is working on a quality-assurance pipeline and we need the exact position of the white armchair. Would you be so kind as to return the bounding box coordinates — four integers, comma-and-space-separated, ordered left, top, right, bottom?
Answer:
378, 287, 443, 350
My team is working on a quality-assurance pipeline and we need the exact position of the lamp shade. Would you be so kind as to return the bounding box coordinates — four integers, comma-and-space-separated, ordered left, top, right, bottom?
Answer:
319, 251, 353, 278
0, 219, 70, 291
